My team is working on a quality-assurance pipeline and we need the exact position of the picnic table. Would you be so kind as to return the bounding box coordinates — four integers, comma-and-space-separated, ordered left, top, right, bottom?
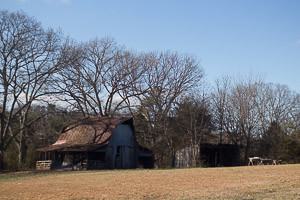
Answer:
248, 157, 261, 166
248, 157, 282, 166
260, 158, 273, 165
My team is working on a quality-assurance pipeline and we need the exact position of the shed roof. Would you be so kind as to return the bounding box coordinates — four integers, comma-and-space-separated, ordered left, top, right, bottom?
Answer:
37, 116, 132, 152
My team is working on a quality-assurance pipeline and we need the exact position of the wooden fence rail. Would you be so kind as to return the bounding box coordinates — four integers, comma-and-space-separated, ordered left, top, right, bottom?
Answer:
36, 160, 53, 170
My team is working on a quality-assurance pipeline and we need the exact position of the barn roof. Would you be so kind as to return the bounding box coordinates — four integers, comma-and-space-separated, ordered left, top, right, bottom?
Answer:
37, 116, 133, 152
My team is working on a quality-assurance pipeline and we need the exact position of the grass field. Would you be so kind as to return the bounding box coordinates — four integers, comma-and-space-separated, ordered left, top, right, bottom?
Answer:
0, 164, 299, 200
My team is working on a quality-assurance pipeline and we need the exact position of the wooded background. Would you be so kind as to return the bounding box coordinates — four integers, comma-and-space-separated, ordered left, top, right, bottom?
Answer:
1, 10, 299, 169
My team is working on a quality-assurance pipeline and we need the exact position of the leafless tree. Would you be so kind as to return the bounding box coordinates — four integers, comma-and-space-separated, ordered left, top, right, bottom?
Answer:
260, 83, 298, 129
212, 75, 262, 162
230, 79, 262, 161
56, 37, 145, 117
0, 10, 63, 168
212, 74, 299, 163
136, 51, 204, 167
211, 76, 231, 144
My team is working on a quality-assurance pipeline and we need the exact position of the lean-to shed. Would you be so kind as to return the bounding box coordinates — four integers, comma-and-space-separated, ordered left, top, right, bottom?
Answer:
37, 117, 154, 170
175, 132, 240, 168
175, 143, 240, 168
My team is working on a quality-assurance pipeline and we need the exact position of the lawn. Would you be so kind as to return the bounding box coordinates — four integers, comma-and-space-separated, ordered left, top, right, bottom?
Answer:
0, 164, 299, 199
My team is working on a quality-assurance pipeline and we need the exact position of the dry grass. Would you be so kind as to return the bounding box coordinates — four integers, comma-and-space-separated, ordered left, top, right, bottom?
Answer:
0, 164, 299, 199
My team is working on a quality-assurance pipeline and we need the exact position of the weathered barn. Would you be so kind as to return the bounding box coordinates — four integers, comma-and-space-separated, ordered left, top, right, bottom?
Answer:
37, 117, 154, 170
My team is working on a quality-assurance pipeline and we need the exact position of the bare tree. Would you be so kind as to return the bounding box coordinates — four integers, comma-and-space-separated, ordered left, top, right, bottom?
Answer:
212, 75, 263, 162
211, 76, 231, 144
0, 10, 63, 168
56, 37, 145, 117
212, 74, 300, 163
263, 83, 298, 128
230, 80, 262, 162
136, 51, 204, 167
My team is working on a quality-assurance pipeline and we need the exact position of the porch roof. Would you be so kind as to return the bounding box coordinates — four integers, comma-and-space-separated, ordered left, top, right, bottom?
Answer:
37, 142, 108, 152
37, 116, 132, 152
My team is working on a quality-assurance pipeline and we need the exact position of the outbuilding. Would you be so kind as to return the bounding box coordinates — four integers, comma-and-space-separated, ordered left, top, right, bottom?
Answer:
175, 143, 240, 168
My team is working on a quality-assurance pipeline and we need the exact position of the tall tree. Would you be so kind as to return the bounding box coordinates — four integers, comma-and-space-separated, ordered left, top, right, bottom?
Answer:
212, 75, 300, 163
260, 121, 283, 158
135, 51, 204, 167
212, 75, 264, 162
56, 37, 145, 117
211, 76, 232, 144
173, 94, 213, 167
0, 10, 63, 168
230, 80, 262, 162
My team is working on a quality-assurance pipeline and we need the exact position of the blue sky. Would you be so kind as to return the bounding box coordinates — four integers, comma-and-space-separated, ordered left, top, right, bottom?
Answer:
1, 0, 300, 92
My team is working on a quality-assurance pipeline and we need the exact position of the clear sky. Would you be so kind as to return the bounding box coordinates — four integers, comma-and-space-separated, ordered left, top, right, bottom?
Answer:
1, 0, 300, 92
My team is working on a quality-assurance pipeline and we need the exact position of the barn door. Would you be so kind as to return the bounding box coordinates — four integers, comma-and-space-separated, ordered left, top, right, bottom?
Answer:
115, 146, 123, 169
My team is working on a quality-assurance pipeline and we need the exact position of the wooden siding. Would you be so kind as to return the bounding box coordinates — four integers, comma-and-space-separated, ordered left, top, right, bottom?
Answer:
106, 124, 138, 169
176, 144, 240, 167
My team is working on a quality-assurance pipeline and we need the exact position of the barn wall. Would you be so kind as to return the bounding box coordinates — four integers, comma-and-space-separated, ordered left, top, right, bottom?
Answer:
107, 124, 139, 169
139, 147, 154, 168
175, 146, 196, 168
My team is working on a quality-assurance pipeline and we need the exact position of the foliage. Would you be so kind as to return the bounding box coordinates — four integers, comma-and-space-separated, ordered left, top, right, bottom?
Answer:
3, 140, 18, 170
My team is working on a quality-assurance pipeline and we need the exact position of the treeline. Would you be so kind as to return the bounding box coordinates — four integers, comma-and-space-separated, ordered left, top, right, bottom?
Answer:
0, 10, 299, 169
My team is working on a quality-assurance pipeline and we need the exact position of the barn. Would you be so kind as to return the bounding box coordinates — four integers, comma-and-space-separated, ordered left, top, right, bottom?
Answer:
37, 117, 154, 170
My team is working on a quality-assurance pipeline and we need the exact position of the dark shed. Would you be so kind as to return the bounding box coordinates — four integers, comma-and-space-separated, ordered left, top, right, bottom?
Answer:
175, 143, 240, 168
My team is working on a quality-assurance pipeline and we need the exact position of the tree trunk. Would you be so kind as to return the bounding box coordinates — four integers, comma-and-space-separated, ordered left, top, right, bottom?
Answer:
244, 140, 250, 164
0, 149, 4, 170
18, 108, 29, 169
196, 144, 201, 167
171, 150, 176, 168
18, 129, 26, 168
237, 145, 241, 166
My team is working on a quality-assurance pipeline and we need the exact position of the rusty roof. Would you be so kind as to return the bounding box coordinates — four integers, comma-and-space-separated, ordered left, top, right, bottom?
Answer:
37, 116, 132, 152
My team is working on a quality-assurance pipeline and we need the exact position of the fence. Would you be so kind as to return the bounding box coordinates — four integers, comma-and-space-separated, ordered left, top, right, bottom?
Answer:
36, 160, 53, 170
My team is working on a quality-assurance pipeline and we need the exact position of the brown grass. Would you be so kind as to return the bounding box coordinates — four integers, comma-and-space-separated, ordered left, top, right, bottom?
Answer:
0, 164, 299, 200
